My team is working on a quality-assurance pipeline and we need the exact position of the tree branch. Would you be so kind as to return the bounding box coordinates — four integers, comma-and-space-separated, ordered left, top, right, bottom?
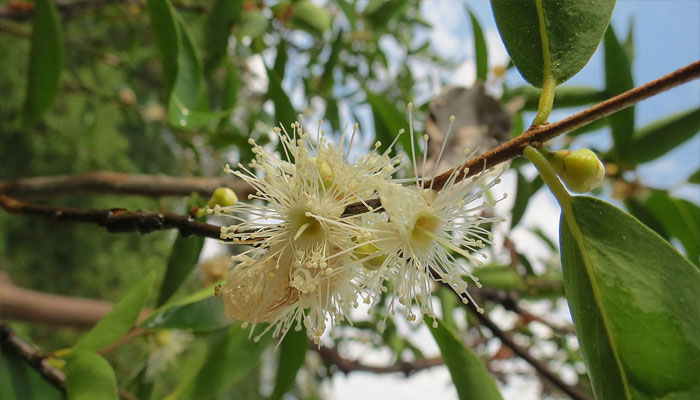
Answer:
0, 171, 253, 200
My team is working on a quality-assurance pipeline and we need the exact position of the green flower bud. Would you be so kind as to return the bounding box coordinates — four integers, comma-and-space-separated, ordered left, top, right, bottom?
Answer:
548, 149, 605, 193
354, 241, 386, 271
207, 187, 238, 209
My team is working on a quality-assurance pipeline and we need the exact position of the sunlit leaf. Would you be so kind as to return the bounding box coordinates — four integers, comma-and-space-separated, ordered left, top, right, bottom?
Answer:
269, 328, 307, 400
560, 196, 700, 399
65, 352, 118, 400
427, 318, 503, 400
75, 272, 155, 352
491, 0, 615, 87
23, 0, 63, 125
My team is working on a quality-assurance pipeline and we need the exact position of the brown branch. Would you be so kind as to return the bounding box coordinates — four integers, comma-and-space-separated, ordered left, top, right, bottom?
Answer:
456, 289, 590, 400
313, 345, 443, 376
0, 171, 253, 200
0, 194, 224, 240
0, 324, 141, 400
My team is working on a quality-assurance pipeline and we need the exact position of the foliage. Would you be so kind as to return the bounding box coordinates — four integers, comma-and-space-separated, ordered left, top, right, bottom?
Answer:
1, 1, 698, 399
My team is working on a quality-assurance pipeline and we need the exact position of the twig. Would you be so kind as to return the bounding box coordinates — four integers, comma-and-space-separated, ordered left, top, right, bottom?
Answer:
0, 324, 66, 390
313, 345, 443, 376
344, 59, 700, 215
0, 194, 225, 239
0, 171, 253, 200
457, 291, 590, 400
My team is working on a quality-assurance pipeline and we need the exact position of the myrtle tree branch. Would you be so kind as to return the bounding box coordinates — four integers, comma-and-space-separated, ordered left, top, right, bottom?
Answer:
313, 345, 443, 376
0, 171, 253, 200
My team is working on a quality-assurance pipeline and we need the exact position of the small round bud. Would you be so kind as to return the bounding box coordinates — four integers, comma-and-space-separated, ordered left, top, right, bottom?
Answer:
548, 149, 605, 193
207, 187, 238, 208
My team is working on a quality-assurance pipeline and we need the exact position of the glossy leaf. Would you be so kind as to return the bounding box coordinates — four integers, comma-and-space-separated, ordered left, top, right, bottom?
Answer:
23, 0, 63, 125
621, 108, 700, 165
65, 352, 118, 400
643, 190, 700, 265
466, 6, 488, 81
427, 318, 503, 400
604, 25, 635, 152
366, 90, 411, 157
270, 328, 307, 400
174, 325, 269, 399
0, 351, 62, 400
75, 272, 155, 352
203, 0, 242, 71
141, 296, 228, 332
624, 198, 669, 240
560, 196, 700, 399
507, 85, 605, 111
491, 0, 615, 88
157, 235, 204, 306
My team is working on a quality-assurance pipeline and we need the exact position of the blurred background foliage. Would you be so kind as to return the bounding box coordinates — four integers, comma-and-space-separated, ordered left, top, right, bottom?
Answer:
1, 1, 698, 399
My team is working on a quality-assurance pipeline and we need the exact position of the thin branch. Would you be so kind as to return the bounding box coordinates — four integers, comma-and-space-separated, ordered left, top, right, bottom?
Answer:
0, 194, 224, 240
456, 289, 590, 400
0, 171, 253, 200
313, 345, 443, 376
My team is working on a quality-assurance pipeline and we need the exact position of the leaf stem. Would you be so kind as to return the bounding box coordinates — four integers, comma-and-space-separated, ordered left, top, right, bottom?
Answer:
533, 0, 555, 126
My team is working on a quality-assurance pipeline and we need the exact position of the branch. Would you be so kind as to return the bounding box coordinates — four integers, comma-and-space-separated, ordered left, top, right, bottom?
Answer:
0, 171, 253, 200
0, 194, 224, 240
0, 324, 141, 400
313, 345, 443, 376
457, 290, 590, 400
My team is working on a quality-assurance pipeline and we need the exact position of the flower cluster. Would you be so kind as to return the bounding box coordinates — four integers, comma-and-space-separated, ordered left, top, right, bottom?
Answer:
212, 106, 505, 344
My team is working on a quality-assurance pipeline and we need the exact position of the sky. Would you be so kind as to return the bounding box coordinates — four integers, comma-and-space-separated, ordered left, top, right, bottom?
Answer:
324, 2, 700, 400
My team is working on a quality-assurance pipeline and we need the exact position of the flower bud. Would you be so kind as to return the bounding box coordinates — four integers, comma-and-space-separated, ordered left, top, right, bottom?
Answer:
353, 241, 386, 270
548, 149, 605, 193
315, 158, 335, 190
207, 187, 238, 209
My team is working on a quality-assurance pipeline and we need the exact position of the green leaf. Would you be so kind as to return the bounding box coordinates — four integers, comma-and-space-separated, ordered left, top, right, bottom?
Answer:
0, 351, 62, 400
507, 85, 606, 111
273, 39, 289, 79
270, 328, 307, 400
291, 1, 331, 35
511, 171, 543, 229
157, 235, 204, 306
491, 0, 615, 88
334, 0, 356, 30
75, 272, 156, 352
465, 6, 488, 82
365, 0, 408, 28
238, 9, 268, 39
319, 30, 343, 94
22, 0, 63, 125
325, 98, 340, 133
266, 67, 297, 127
604, 25, 635, 152
427, 318, 503, 400
65, 352, 118, 400
689, 168, 700, 184
643, 190, 700, 265
174, 325, 269, 399
141, 296, 228, 332
222, 59, 240, 113
620, 108, 700, 165
365, 90, 411, 157
147, 0, 179, 93
560, 196, 700, 399
472, 264, 523, 290
202, 0, 242, 71
624, 198, 669, 240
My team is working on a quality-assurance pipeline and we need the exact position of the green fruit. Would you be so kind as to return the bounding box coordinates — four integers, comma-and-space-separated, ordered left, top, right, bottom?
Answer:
207, 187, 238, 208
549, 149, 605, 193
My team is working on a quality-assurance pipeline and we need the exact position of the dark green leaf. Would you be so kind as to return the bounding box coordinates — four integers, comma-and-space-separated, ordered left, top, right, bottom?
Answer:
65, 352, 118, 400
174, 325, 269, 399
365, 0, 408, 28
273, 39, 288, 80
157, 235, 204, 306
643, 190, 700, 265
75, 272, 155, 352
267, 67, 297, 127
319, 30, 343, 94
427, 318, 503, 400
334, 0, 356, 30
141, 295, 228, 332
465, 6, 488, 82
326, 98, 340, 133
366, 90, 410, 157
203, 0, 242, 71
620, 108, 700, 165
507, 85, 605, 111
23, 0, 63, 125
270, 328, 307, 400
0, 351, 62, 400
511, 171, 542, 229
221, 59, 240, 114
491, 0, 614, 87
604, 25, 635, 152
147, 0, 179, 92
560, 196, 700, 399
624, 198, 669, 240
689, 168, 700, 184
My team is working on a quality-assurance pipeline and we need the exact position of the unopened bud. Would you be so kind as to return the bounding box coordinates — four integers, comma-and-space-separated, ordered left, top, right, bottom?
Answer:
207, 187, 238, 208
549, 149, 605, 193
354, 242, 386, 271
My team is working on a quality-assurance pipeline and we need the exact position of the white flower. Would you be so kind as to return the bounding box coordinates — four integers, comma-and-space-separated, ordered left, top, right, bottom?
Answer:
146, 330, 193, 380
